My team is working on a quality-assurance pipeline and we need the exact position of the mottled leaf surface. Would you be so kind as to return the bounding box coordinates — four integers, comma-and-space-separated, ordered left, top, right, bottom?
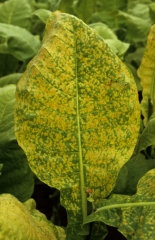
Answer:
89, 22, 129, 58
15, 12, 139, 238
0, 194, 65, 240
84, 169, 155, 239
137, 24, 155, 126
89, 222, 107, 240
0, 85, 34, 202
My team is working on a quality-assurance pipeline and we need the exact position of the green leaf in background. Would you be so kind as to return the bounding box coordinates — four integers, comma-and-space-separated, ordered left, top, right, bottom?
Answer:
149, 2, 155, 22
91, 0, 127, 28
15, 12, 140, 238
127, 0, 153, 20
84, 169, 155, 239
138, 117, 155, 152
32, 9, 52, 24
125, 63, 142, 91
125, 47, 145, 69
89, 22, 118, 40
0, 23, 41, 61
0, 0, 32, 30
137, 24, 155, 126
113, 153, 155, 195
0, 73, 22, 87
89, 22, 129, 58
0, 85, 34, 202
73, 0, 97, 24
104, 39, 129, 59
125, 47, 145, 91
59, 0, 75, 15
0, 53, 18, 77
30, 0, 55, 10
116, 10, 151, 42
0, 194, 65, 240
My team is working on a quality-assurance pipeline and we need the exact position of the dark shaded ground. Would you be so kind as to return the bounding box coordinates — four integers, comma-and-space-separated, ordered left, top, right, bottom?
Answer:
32, 183, 126, 240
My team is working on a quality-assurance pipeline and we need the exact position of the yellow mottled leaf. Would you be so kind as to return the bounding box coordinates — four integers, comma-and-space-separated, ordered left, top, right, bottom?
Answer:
15, 11, 140, 239
137, 24, 155, 126
0, 194, 65, 240
84, 169, 155, 240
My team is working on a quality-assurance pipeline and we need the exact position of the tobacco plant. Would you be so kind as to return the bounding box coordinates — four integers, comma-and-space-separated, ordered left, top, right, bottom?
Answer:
14, 11, 140, 239
1, 0, 155, 239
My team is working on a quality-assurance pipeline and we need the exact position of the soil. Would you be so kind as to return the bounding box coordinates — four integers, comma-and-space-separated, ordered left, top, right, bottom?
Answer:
32, 183, 126, 240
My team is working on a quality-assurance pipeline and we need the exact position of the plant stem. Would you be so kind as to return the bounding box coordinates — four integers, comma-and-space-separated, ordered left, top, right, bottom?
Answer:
96, 202, 155, 212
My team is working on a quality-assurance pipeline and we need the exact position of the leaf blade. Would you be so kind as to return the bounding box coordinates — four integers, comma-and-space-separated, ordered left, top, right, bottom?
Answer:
0, 23, 41, 61
0, 85, 34, 202
0, 0, 32, 29
15, 12, 140, 238
84, 169, 155, 239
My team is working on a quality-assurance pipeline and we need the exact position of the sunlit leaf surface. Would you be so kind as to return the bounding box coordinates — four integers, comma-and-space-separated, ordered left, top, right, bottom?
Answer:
15, 12, 140, 238
0, 194, 65, 240
138, 24, 155, 126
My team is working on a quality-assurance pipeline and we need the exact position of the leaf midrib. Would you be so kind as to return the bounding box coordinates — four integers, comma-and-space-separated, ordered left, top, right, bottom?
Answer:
75, 37, 87, 222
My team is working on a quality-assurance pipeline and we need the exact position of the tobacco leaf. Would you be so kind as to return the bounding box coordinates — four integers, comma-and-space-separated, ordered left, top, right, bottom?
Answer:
0, 85, 34, 202
15, 12, 139, 239
137, 24, 155, 126
84, 169, 155, 240
0, 194, 65, 240
0, 0, 32, 29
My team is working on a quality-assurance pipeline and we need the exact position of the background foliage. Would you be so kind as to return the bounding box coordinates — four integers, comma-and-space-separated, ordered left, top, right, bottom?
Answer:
1, 0, 155, 239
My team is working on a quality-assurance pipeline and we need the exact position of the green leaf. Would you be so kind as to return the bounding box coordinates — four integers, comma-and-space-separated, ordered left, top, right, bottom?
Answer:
73, 0, 97, 24
84, 169, 155, 239
113, 153, 155, 195
127, 1, 152, 20
0, 73, 22, 87
0, 194, 65, 240
59, 0, 75, 15
0, 23, 41, 61
89, 22, 117, 40
32, 9, 52, 24
91, 0, 127, 28
125, 63, 142, 91
116, 10, 151, 42
138, 117, 155, 152
149, 3, 155, 22
0, 85, 34, 202
105, 39, 129, 58
125, 47, 145, 68
15, 12, 140, 238
0, 0, 32, 29
89, 222, 107, 239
